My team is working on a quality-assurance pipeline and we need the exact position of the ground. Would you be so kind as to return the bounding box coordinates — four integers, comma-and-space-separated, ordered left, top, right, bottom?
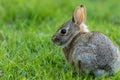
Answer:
0, 0, 120, 80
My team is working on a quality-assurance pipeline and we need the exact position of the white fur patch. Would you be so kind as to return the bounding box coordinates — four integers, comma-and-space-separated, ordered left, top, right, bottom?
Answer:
79, 23, 89, 32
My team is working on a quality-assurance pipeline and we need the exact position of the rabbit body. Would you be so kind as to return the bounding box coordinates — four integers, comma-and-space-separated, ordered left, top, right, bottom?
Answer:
63, 32, 120, 76
51, 5, 120, 76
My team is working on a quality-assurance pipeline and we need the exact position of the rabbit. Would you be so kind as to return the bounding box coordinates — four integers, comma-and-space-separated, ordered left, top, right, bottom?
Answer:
51, 5, 120, 77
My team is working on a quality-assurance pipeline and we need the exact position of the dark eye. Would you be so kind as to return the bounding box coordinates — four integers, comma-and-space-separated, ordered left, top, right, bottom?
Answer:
61, 29, 66, 34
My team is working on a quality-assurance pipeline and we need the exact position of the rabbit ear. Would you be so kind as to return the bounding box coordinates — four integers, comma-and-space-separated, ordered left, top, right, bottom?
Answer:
72, 5, 86, 25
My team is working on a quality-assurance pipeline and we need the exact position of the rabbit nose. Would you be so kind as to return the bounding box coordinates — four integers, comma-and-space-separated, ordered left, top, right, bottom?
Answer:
52, 36, 59, 42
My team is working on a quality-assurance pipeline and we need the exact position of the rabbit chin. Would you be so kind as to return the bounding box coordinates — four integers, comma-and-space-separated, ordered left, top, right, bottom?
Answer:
61, 42, 70, 48
54, 41, 63, 46
54, 41, 68, 48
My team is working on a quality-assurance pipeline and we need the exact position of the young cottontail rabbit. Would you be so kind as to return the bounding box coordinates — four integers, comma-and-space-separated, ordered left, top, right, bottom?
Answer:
51, 5, 120, 76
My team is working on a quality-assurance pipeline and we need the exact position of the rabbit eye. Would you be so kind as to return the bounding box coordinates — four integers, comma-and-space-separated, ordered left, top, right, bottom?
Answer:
61, 29, 66, 34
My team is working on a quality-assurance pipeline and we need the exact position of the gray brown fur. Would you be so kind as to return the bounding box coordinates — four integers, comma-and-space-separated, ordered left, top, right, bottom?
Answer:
51, 5, 120, 76
63, 32, 120, 75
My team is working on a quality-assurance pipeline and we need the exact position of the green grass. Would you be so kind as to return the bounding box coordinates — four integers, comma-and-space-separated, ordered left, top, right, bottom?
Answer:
0, 0, 120, 80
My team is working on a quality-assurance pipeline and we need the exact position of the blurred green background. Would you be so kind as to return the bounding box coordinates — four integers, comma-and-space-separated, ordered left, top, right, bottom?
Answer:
0, 0, 120, 80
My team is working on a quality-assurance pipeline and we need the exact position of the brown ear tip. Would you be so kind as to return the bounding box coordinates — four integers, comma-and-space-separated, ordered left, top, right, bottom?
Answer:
80, 4, 84, 7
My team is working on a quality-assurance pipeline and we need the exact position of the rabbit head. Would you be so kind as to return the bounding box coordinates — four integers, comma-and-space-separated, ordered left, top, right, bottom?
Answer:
52, 5, 89, 47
